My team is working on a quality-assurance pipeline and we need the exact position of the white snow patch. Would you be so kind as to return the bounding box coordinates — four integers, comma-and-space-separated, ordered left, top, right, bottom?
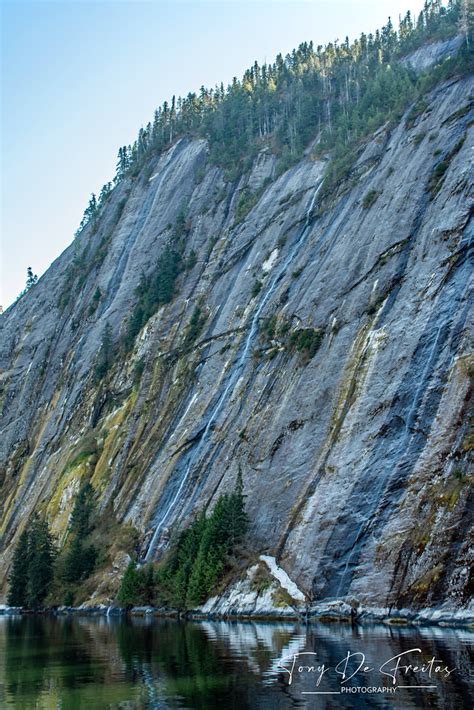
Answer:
259, 555, 306, 601
262, 248, 279, 273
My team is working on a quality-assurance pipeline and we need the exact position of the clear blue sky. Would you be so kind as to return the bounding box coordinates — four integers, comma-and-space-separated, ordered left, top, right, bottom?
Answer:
1, 0, 426, 309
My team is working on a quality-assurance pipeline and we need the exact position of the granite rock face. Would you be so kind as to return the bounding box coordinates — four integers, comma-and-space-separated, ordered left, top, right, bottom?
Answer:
0, 66, 473, 611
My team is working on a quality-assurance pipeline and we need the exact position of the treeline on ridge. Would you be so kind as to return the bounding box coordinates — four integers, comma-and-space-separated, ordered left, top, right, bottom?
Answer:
77, 1, 473, 234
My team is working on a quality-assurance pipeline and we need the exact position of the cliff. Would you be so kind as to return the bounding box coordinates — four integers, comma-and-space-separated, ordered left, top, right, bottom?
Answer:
1, 40, 473, 614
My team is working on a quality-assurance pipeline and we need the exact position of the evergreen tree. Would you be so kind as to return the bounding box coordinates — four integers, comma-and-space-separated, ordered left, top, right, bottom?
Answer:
25, 266, 38, 290
117, 561, 155, 606
153, 471, 249, 609
227, 467, 249, 546
75, 192, 99, 237
25, 515, 55, 609
7, 516, 55, 609
7, 529, 30, 606
117, 561, 141, 605
94, 322, 113, 381
98, 182, 112, 206
70, 482, 95, 537
62, 535, 96, 583
61, 482, 97, 584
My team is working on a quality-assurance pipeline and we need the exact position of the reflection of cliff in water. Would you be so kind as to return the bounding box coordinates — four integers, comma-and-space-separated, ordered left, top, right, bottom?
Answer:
1, 616, 472, 709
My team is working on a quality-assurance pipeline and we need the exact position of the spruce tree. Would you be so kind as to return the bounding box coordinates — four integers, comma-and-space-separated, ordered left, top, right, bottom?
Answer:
227, 467, 249, 546
25, 267, 38, 290
153, 472, 249, 609
62, 535, 96, 583
25, 515, 55, 609
94, 322, 113, 381
7, 529, 30, 607
70, 482, 95, 537
61, 482, 97, 583
117, 560, 142, 606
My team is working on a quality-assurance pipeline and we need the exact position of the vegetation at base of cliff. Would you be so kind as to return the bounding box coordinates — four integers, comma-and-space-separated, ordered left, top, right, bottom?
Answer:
117, 472, 248, 610
250, 563, 273, 593
117, 562, 156, 606
7, 515, 55, 609
58, 483, 97, 587
6, 483, 132, 608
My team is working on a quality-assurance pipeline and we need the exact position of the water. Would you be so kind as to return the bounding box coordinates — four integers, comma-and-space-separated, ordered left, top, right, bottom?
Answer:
1, 615, 472, 709
145, 180, 324, 560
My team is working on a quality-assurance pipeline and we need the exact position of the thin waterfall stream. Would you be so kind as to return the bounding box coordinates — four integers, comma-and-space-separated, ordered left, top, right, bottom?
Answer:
144, 179, 324, 560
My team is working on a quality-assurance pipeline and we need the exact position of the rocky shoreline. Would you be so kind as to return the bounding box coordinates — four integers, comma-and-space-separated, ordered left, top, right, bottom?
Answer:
2, 601, 473, 628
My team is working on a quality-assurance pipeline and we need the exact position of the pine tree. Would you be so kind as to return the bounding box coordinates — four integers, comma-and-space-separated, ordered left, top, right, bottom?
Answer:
25, 267, 38, 290
75, 192, 99, 236
7, 529, 30, 606
94, 322, 113, 381
98, 182, 112, 206
227, 467, 249, 546
61, 482, 97, 583
62, 535, 96, 583
25, 515, 55, 609
118, 560, 137, 605
152, 472, 249, 609
117, 561, 157, 606
70, 482, 94, 537
143, 564, 155, 604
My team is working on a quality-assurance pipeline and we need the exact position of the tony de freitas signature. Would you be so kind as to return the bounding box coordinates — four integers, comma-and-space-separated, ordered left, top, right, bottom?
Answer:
277, 649, 455, 687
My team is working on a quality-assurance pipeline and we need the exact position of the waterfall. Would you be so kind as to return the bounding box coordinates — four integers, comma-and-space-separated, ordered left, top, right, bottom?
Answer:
144, 179, 324, 561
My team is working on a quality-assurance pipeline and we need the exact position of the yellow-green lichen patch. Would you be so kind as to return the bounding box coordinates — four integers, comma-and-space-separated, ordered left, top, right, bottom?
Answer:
327, 318, 377, 448
426, 471, 473, 512
410, 564, 443, 598
0, 452, 36, 537
271, 585, 297, 608
1, 390, 65, 535
90, 390, 137, 495
47, 451, 97, 540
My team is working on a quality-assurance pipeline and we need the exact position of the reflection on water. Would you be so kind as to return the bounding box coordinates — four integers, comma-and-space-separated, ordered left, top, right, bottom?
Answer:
0, 615, 472, 708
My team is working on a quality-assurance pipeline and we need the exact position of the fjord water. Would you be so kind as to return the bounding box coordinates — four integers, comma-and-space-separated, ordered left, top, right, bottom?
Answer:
0, 616, 472, 709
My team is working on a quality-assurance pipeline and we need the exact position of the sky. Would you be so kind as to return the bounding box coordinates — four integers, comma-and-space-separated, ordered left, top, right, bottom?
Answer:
1, 0, 427, 309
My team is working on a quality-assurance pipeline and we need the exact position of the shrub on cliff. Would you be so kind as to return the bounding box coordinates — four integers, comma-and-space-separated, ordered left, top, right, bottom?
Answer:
94, 322, 113, 382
